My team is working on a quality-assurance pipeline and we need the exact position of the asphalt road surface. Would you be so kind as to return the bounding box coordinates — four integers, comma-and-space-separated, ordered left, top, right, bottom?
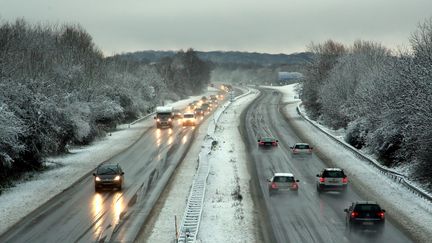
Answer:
0, 96, 230, 243
243, 89, 413, 243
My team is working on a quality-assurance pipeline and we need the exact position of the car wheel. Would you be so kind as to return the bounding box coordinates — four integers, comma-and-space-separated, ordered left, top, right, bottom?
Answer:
316, 186, 322, 193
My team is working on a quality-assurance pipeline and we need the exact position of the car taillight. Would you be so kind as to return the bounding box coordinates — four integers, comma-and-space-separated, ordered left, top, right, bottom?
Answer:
351, 212, 359, 218
319, 177, 325, 183
291, 183, 298, 189
272, 142, 277, 146
293, 149, 298, 153
259, 142, 264, 145
271, 182, 278, 189
377, 212, 385, 219
342, 177, 348, 183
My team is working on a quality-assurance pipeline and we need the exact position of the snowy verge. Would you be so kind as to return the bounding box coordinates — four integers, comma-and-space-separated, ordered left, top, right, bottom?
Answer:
296, 102, 432, 203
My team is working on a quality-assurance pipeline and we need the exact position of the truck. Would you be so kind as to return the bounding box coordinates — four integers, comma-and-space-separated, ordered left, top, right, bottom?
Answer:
154, 106, 174, 128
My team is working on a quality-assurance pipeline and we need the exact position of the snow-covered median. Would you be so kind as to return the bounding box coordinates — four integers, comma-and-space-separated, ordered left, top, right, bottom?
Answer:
197, 91, 258, 242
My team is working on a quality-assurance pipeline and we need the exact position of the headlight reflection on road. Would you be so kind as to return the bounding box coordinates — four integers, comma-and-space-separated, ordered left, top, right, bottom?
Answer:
113, 193, 124, 225
91, 193, 104, 238
155, 128, 161, 146
182, 135, 188, 144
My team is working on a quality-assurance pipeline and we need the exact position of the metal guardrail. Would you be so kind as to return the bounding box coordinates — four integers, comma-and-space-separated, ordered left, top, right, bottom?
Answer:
296, 103, 432, 203
177, 87, 254, 243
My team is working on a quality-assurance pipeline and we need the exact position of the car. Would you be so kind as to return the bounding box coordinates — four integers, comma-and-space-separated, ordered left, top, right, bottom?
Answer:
201, 103, 211, 113
173, 109, 182, 119
316, 168, 348, 193
258, 137, 278, 147
93, 163, 124, 192
267, 173, 299, 196
194, 108, 204, 116
290, 142, 313, 155
182, 112, 197, 126
344, 201, 385, 233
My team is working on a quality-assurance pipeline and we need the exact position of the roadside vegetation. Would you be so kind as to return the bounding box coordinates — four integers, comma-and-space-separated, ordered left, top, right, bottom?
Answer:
0, 19, 210, 189
301, 17, 432, 188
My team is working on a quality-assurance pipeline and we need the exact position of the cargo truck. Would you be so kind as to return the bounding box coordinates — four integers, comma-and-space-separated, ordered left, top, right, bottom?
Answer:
154, 106, 174, 128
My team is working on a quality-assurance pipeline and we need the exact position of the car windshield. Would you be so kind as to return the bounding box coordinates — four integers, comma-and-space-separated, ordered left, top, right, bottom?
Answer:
262, 138, 274, 142
295, 144, 310, 149
354, 204, 381, 212
323, 170, 345, 178
97, 166, 119, 175
157, 113, 171, 119
184, 114, 194, 118
273, 176, 294, 183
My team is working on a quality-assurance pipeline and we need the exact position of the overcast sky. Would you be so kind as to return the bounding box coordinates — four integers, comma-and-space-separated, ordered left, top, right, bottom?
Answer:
1, 0, 431, 56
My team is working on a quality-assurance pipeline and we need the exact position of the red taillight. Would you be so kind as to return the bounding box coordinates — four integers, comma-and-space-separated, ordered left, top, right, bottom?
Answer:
272, 142, 277, 146
351, 212, 359, 218
377, 212, 385, 219
319, 177, 325, 183
293, 149, 298, 153
291, 183, 298, 189
259, 142, 265, 145
271, 182, 278, 189
342, 177, 348, 183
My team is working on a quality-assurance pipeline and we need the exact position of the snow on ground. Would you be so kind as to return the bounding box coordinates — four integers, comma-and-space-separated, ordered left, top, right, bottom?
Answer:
0, 90, 215, 236
197, 91, 258, 242
265, 84, 432, 243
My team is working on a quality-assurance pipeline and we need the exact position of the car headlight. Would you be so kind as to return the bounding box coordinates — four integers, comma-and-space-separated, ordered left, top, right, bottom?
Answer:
95, 176, 101, 181
156, 118, 160, 122
114, 175, 121, 181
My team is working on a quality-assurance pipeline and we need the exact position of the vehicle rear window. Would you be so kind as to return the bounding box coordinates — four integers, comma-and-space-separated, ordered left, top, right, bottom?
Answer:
295, 144, 310, 149
354, 204, 381, 212
184, 114, 195, 118
322, 170, 345, 178
274, 176, 294, 182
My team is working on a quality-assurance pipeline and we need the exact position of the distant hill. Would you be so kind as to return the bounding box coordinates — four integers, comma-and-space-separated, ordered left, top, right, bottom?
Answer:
114, 50, 313, 66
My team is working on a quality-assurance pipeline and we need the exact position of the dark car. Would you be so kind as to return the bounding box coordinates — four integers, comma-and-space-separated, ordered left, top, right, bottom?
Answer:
194, 108, 204, 116
258, 137, 278, 147
173, 109, 182, 119
344, 201, 385, 233
93, 164, 124, 192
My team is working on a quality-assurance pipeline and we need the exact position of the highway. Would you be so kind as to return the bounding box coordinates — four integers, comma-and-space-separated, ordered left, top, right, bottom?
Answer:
0, 112, 200, 243
242, 89, 413, 243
